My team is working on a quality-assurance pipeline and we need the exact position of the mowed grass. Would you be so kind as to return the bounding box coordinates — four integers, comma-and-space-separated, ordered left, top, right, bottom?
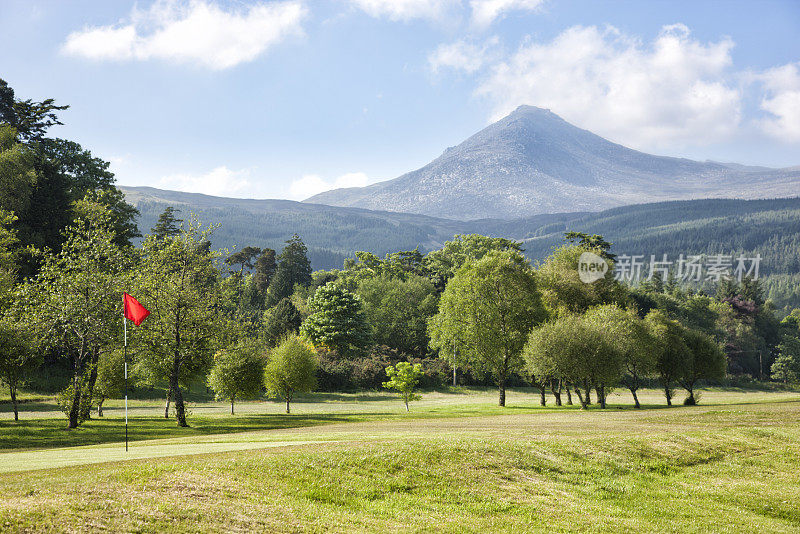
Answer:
1, 388, 800, 532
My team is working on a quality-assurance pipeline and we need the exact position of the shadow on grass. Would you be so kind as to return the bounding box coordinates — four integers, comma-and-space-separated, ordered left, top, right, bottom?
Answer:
0, 413, 367, 452
0, 402, 63, 414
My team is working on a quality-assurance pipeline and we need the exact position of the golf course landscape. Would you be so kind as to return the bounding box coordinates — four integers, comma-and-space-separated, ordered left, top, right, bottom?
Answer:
2, 386, 800, 532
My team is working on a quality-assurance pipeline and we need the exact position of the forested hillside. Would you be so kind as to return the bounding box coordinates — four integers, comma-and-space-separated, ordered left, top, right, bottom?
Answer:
123, 187, 800, 312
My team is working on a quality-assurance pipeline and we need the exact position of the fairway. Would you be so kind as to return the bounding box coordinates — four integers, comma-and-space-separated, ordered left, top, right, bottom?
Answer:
2, 388, 800, 532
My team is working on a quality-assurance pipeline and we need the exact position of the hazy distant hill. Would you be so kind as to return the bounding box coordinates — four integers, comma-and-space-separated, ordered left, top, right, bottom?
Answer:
305, 106, 800, 220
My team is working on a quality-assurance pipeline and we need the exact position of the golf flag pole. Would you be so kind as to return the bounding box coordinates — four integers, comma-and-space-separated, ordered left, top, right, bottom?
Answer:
124, 311, 128, 452
122, 293, 150, 452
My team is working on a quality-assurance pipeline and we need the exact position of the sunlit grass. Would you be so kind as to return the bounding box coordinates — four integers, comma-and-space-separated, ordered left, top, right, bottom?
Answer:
0, 396, 799, 532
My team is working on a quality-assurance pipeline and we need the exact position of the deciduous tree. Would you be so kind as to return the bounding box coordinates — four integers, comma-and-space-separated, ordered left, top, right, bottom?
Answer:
208, 341, 265, 414
429, 250, 546, 406
383, 361, 424, 411
263, 334, 317, 414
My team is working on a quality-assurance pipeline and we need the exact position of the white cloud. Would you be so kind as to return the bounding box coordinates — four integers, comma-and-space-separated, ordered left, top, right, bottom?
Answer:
758, 62, 800, 143
477, 24, 741, 149
429, 37, 499, 73
158, 166, 252, 196
61, 0, 307, 69
470, 0, 544, 28
290, 172, 370, 200
349, 0, 459, 22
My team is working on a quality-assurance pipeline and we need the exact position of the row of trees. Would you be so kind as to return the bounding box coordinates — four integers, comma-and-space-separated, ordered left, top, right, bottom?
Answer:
2, 79, 797, 427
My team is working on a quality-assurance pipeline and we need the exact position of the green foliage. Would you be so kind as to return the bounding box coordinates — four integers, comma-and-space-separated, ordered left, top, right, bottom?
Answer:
584, 304, 655, 406
0, 125, 36, 215
564, 231, 616, 260
0, 318, 35, 420
133, 219, 224, 426
93, 349, 126, 416
301, 282, 371, 359
263, 298, 302, 347
18, 200, 127, 427
357, 273, 438, 357
225, 246, 261, 274
771, 337, 800, 383
536, 245, 627, 317
383, 361, 424, 411
679, 328, 726, 404
424, 234, 522, 288
645, 310, 691, 406
429, 250, 546, 405
524, 314, 621, 408
263, 334, 318, 413
252, 248, 277, 294
208, 342, 265, 414
151, 206, 182, 240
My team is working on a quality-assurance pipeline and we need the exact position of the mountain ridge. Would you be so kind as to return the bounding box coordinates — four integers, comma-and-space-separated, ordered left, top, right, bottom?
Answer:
305, 105, 800, 220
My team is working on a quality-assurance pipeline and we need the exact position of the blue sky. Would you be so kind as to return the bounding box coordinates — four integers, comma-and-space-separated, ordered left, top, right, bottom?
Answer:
1, 0, 798, 199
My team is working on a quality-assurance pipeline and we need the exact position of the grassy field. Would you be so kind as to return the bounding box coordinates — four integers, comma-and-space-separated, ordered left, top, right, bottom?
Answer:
1, 387, 800, 532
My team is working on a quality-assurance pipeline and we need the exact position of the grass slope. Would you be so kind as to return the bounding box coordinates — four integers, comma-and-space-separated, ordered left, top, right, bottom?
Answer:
1, 389, 800, 532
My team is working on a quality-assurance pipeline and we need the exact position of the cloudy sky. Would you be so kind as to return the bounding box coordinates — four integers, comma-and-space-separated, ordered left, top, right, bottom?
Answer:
1, 0, 798, 199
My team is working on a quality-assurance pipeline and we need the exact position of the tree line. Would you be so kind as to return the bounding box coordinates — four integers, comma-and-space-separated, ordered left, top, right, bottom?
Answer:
2, 79, 800, 427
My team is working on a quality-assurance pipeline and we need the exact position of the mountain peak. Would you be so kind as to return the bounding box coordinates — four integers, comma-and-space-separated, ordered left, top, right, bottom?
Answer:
304, 107, 799, 220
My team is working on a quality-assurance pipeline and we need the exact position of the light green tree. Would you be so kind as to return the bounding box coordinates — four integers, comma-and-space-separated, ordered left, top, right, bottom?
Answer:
424, 234, 522, 289
263, 334, 318, 414
584, 305, 656, 408
208, 342, 265, 415
18, 200, 126, 428
524, 314, 620, 409
133, 218, 223, 427
383, 361, 424, 411
535, 245, 627, 317
429, 250, 546, 406
301, 282, 371, 358
771, 337, 800, 383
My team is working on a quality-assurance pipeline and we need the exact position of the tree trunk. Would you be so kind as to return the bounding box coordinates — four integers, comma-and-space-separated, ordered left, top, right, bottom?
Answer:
664, 383, 673, 406
171, 354, 187, 427
574, 387, 588, 409
405, 397, 409, 412
551, 379, 562, 406
286, 398, 291, 414
231, 398, 235, 415
67, 374, 82, 429
498, 374, 506, 407
9, 383, 18, 422
81, 348, 100, 421
164, 388, 172, 418
453, 365, 457, 387
685, 385, 696, 405
565, 385, 573, 405
596, 384, 606, 409
583, 380, 592, 405
539, 383, 547, 406
630, 388, 641, 409
97, 398, 104, 417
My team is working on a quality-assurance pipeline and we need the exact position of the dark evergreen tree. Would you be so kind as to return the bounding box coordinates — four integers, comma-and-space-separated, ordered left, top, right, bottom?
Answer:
151, 206, 182, 240
266, 234, 312, 305
263, 298, 302, 346
253, 248, 277, 293
225, 246, 261, 274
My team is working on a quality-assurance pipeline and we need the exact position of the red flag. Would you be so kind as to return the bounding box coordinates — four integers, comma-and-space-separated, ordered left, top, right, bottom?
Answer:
123, 293, 150, 326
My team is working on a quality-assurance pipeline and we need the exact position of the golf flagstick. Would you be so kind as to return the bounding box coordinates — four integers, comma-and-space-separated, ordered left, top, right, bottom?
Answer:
124, 311, 128, 452
122, 292, 150, 453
